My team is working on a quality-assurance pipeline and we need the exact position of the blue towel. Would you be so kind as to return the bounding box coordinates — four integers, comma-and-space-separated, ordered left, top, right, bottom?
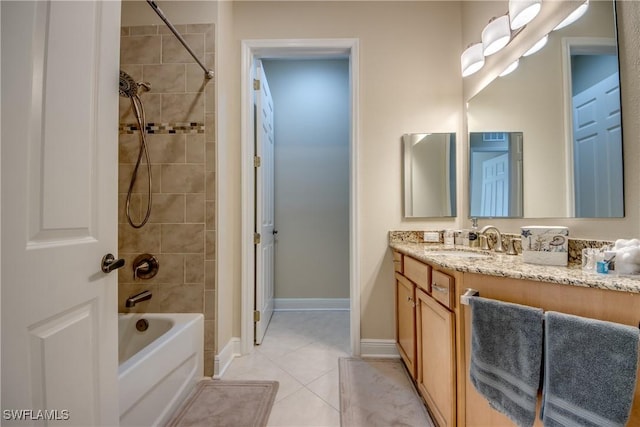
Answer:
541, 311, 639, 427
469, 297, 544, 427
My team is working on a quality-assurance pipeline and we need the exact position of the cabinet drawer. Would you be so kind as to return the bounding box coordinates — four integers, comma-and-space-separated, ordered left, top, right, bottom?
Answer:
393, 251, 403, 273
404, 256, 431, 291
431, 270, 454, 309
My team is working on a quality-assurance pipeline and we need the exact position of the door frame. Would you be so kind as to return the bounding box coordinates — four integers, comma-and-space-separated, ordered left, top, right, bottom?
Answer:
240, 38, 360, 355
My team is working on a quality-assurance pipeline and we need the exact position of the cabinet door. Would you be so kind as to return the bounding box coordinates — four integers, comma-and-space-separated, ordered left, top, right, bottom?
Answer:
396, 273, 417, 378
417, 288, 456, 427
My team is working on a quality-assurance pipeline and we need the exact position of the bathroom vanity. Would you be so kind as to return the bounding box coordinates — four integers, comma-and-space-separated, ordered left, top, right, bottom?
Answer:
390, 239, 640, 427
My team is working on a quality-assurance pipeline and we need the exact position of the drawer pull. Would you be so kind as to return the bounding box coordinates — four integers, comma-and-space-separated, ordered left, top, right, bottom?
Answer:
432, 284, 449, 294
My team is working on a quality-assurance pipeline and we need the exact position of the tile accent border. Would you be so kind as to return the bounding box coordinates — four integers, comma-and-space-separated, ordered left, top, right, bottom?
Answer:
119, 122, 205, 135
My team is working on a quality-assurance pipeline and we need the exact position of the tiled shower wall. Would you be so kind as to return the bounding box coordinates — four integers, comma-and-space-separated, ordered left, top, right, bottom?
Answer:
118, 23, 216, 375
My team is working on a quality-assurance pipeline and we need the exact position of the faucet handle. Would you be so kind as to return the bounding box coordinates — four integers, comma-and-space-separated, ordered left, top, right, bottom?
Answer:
480, 235, 490, 251
133, 254, 159, 280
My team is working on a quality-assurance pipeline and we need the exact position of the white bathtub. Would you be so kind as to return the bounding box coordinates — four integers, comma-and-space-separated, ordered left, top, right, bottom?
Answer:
118, 313, 204, 427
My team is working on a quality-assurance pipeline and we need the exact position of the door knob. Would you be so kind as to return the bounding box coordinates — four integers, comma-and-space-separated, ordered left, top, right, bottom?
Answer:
101, 254, 125, 273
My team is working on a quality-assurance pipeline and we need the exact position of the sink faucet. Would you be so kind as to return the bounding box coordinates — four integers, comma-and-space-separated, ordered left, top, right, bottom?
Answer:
479, 225, 504, 253
125, 290, 152, 308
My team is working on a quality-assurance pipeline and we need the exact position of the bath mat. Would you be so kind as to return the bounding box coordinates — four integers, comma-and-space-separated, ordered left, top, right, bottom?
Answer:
339, 357, 435, 427
166, 379, 279, 427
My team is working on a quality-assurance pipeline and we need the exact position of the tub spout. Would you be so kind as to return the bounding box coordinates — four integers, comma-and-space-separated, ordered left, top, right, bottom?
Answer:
125, 290, 152, 308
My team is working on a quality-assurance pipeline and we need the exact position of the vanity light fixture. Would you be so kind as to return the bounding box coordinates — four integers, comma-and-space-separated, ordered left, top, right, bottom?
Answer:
554, 0, 589, 31
509, 0, 542, 30
523, 34, 549, 57
482, 15, 512, 56
499, 60, 519, 77
461, 43, 485, 77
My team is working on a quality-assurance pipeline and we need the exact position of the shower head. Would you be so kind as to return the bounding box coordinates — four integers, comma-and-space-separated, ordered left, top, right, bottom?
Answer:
119, 70, 151, 98
119, 70, 138, 98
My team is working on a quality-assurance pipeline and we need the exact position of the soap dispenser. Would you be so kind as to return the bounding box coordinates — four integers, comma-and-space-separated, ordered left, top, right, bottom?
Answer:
468, 218, 479, 248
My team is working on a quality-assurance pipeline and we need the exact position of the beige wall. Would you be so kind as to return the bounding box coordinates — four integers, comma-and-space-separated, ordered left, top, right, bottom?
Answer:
218, 1, 464, 342
118, 23, 217, 375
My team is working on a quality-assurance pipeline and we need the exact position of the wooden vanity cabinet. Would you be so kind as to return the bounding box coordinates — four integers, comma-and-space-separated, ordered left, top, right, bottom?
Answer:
394, 249, 640, 426
395, 272, 417, 378
458, 273, 640, 427
416, 285, 456, 427
394, 252, 458, 426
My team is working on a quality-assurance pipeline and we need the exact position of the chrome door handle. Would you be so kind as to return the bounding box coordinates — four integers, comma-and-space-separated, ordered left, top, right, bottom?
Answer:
101, 254, 125, 273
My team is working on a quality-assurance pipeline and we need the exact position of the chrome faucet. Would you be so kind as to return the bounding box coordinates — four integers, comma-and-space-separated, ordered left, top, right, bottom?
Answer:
479, 225, 504, 253
125, 290, 152, 308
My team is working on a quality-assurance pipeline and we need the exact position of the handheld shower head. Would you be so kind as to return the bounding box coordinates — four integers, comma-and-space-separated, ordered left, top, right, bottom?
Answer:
119, 70, 151, 98
119, 70, 138, 98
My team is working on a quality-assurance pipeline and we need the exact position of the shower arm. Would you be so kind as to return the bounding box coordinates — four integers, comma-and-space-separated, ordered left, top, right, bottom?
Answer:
146, 0, 214, 79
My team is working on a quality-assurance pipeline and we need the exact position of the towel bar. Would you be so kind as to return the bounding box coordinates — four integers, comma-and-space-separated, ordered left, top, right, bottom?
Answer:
460, 288, 480, 306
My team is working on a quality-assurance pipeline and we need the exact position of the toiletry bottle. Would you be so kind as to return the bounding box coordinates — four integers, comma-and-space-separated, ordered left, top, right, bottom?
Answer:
444, 230, 455, 248
468, 218, 479, 248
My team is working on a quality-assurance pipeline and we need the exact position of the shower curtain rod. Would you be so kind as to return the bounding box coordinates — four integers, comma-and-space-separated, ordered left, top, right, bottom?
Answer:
146, 0, 214, 79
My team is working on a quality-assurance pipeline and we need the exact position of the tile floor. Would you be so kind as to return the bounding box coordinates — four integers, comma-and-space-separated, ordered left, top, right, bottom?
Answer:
221, 310, 351, 427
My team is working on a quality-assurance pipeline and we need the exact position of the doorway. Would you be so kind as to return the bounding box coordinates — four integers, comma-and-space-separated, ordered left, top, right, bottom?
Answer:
561, 37, 623, 217
262, 57, 350, 310
240, 39, 360, 356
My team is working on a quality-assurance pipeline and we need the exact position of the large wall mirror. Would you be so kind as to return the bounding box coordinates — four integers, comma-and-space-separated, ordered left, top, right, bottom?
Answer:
403, 133, 456, 218
467, 0, 623, 218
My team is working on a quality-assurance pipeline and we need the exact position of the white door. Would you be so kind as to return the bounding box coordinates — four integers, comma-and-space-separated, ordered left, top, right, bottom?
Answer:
573, 72, 623, 217
2, 2, 121, 425
480, 153, 509, 217
254, 61, 275, 344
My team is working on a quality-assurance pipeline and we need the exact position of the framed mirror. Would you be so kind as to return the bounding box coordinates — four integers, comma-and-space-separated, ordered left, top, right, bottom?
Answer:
467, 0, 623, 218
403, 133, 456, 218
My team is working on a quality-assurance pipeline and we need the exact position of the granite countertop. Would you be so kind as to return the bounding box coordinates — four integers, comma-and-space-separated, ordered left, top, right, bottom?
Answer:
390, 241, 640, 294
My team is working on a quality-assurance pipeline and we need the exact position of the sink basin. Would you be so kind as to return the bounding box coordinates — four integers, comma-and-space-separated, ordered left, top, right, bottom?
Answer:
425, 250, 492, 259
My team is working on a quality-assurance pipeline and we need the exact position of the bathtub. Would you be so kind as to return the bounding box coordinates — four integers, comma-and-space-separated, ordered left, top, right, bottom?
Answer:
118, 313, 204, 427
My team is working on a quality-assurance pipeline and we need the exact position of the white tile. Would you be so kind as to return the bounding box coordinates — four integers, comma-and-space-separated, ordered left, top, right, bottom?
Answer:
267, 386, 340, 427
222, 351, 304, 402
273, 341, 349, 385
223, 311, 350, 425
306, 367, 341, 410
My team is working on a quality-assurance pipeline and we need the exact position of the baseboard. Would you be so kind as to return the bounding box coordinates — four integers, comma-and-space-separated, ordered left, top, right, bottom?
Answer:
360, 339, 400, 358
274, 298, 350, 311
213, 337, 241, 379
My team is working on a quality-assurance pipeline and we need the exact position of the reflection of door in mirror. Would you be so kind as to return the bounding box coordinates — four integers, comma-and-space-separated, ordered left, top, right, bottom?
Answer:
567, 44, 623, 217
402, 133, 457, 218
469, 132, 523, 218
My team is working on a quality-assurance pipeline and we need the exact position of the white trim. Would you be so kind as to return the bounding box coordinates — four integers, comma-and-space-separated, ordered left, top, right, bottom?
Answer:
274, 298, 350, 311
240, 38, 361, 357
213, 337, 241, 379
359, 340, 400, 359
